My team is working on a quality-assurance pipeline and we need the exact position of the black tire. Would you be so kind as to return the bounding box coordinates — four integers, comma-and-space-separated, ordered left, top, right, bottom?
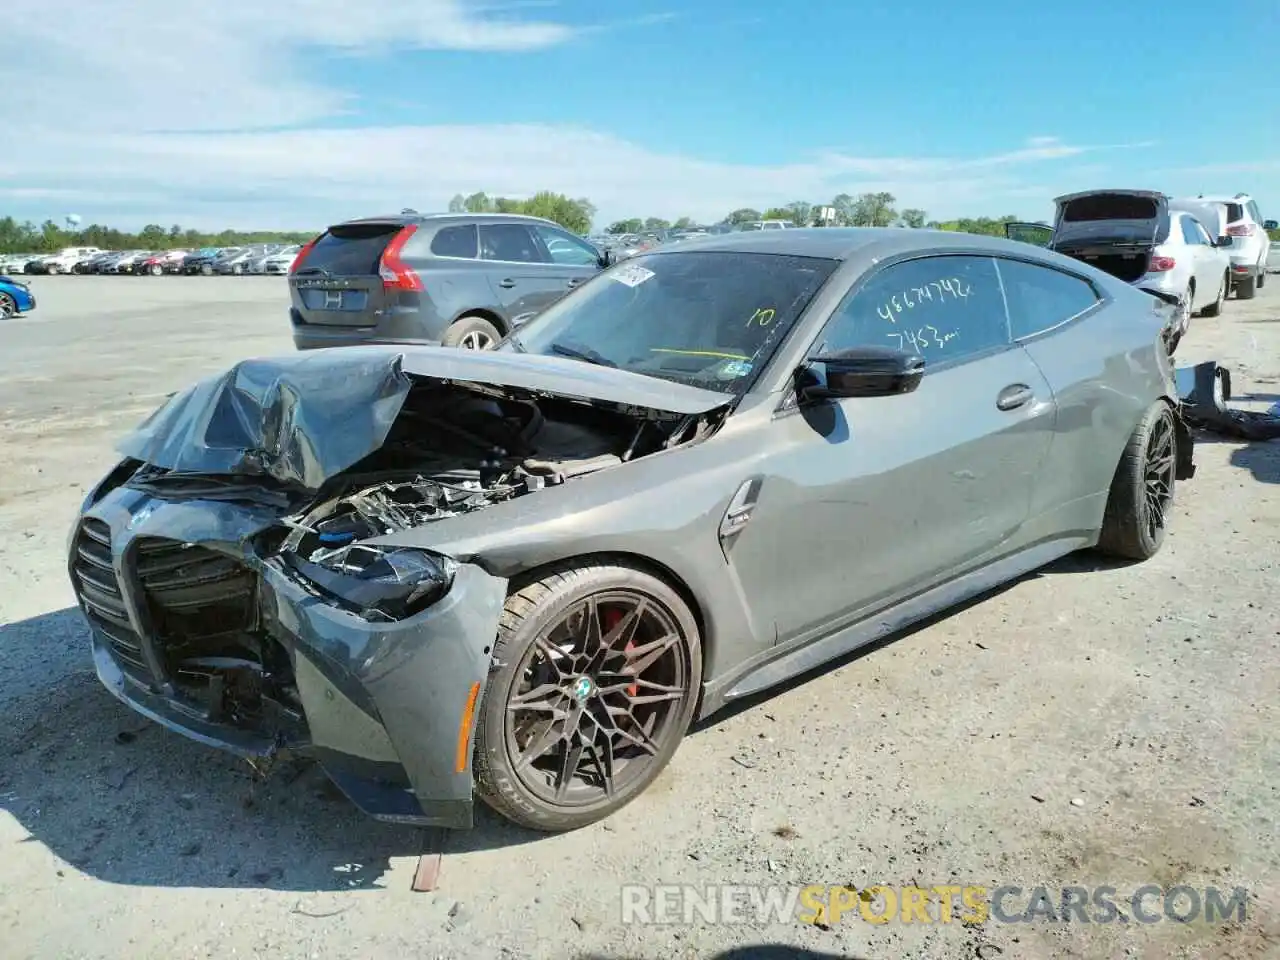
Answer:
1096, 402, 1178, 561
1258, 266, 1266, 289
200, 263, 213, 276
441, 314, 502, 350
0, 293, 16, 319
1235, 274, 1256, 300
473, 560, 703, 832
1200, 272, 1227, 317
149, 263, 162, 276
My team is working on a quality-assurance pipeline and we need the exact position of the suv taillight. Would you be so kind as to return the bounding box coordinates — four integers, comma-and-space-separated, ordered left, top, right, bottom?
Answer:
379, 226, 423, 292
1226, 223, 1254, 237
1149, 255, 1176, 272
289, 236, 319, 274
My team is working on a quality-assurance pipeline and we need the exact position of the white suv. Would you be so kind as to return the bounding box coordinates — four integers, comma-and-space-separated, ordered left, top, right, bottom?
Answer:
1170, 194, 1269, 299
40, 246, 103, 275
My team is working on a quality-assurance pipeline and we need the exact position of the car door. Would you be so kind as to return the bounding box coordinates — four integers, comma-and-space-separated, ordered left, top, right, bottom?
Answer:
995, 255, 1146, 517
478, 222, 568, 326
728, 253, 1057, 647
1177, 215, 1213, 306
1005, 222, 1054, 247
530, 224, 604, 295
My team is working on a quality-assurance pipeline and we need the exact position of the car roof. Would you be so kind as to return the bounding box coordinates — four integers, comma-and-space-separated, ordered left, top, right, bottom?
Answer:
335, 212, 561, 229
637, 226, 1044, 261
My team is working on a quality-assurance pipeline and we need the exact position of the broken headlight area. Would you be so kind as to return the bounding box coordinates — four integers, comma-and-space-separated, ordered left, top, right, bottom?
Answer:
287, 546, 458, 622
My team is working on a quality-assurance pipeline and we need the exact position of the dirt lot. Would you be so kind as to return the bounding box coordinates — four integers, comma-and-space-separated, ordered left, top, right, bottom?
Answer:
2, 276, 1278, 960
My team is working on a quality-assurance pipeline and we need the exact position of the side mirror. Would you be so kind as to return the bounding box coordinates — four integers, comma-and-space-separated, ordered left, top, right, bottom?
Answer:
794, 346, 925, 402
599, 248, 617, 267
1264, 220, 1278, 230
1215, 236, 1232, 247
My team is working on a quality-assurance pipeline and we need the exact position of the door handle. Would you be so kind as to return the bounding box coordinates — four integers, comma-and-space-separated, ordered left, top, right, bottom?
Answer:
996, 383, 1034, 411
497, 278, 516, 289
567, 278, 584, 288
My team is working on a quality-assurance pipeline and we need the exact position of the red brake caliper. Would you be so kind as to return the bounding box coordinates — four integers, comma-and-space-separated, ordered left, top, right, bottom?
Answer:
602, 607, 638, 697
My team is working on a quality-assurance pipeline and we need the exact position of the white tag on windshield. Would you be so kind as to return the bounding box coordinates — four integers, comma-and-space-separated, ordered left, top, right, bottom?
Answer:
608, 264, 655, 287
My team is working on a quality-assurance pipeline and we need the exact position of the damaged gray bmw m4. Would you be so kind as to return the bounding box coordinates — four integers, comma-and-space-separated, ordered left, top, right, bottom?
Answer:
69, 229, 1195, 832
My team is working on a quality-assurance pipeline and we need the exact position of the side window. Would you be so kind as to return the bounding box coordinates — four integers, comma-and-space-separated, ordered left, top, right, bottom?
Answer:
532, 225, 601, 266
996, 258, 1100, 340
1193, 221, 1213, 245
1247, 201, 1261, 223
430, 224, 478, 259
817, 255, 1007, 363
1179, 216, 1202, 245
479, 224, 546, 263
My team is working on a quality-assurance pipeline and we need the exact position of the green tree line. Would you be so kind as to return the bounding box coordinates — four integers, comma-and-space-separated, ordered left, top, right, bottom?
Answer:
608, 193, 1033, 237
447, 191, 597, 235
0, 217, 316, 255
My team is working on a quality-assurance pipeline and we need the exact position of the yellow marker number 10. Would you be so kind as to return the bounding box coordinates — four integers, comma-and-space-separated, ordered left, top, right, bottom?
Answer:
746, 307, 777, 327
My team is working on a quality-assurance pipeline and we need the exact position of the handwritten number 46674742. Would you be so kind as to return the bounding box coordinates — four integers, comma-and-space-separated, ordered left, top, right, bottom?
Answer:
877, 277, 972, 324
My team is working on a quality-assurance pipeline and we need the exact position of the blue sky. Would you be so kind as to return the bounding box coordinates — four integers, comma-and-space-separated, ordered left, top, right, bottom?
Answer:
1, 0, 1277, 231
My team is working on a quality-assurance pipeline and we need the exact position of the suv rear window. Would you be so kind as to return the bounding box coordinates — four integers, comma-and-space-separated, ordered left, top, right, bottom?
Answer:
1061, 195, 1159, 221
430, 224, 478, 259
1225, 203, 1245, 223
302, 223, 402, 275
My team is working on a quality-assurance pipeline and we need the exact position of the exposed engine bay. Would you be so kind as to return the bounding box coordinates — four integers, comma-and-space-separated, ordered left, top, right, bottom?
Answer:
278, 381, 723, 564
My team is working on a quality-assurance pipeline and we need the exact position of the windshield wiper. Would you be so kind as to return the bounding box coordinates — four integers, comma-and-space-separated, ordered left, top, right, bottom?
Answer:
548, 342, 617, 367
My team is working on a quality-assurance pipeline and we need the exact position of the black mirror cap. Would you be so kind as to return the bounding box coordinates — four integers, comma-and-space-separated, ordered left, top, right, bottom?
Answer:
1216, 236, 1232, 247
1264, 219, 1278, 230
796, 346, 925, 402
599, 248, 617, 267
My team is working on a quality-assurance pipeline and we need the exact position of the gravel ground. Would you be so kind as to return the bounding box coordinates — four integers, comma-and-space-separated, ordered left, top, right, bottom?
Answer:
1, 276, 1278, 960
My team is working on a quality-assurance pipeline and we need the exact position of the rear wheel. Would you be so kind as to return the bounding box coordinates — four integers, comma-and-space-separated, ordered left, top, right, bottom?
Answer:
1200, 272, 1227, 317
473, 561, 703, 832
442, 314, 501, 350
46, 263, 60, 275
200, 263, 213, 276
149, 263, 162, 276
0, 293, 16, 318
1096, 402, 1178, 561
1258, 264, 1266, 289
1235, 274, 1256, 300
1176, 285, 1193, 332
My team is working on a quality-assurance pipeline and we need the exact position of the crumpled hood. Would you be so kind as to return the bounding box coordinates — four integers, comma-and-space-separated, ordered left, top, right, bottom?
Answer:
116, 345, 733, 491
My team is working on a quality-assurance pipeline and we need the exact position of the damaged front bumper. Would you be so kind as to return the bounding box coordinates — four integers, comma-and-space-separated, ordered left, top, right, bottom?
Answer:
71, 484, 507, 828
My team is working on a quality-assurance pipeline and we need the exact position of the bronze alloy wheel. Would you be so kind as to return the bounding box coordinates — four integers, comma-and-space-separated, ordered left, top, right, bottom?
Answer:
503, 591, 694, 807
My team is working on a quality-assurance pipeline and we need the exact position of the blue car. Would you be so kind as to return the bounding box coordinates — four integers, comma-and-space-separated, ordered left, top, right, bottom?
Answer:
0, 275, 36, 318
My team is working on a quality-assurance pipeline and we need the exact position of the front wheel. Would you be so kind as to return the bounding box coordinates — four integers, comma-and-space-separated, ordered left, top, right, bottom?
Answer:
1235, 274, 1257, 300
200, 264, 213, 276
46, 263, 60, 275
149, 264, 163, 276
473, 561, 703, 832
0, 293, 16, 318
1096, 402, 1178, 561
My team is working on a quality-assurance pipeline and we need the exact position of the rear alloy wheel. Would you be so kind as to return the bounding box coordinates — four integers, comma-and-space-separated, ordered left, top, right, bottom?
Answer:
473, 561, 702, 831
1175, 285, 1193, 333
1097, 402, 1178, 561
1200, 272, 1227, 317
0, 293, 16, 319
442, 314, 502, 350
1235, 273, 1256, 300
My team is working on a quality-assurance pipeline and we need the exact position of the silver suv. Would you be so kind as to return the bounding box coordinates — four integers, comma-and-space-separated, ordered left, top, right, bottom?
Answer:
1169, 194, 1270, 299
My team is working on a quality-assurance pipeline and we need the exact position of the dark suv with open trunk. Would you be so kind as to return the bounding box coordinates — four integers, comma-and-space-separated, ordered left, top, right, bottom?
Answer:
288, 213, 612, 351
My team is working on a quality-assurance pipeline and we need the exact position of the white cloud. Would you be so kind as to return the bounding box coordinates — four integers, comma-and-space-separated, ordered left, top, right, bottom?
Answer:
0, 1, 1156, 229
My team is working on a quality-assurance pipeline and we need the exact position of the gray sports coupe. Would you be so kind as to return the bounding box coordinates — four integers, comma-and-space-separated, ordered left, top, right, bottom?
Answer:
69, 229, 1195, 832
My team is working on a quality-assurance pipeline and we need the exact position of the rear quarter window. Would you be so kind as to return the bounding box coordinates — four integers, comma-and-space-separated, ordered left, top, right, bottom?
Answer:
1226, 203, 1245, 223
996, 258, 1100, 340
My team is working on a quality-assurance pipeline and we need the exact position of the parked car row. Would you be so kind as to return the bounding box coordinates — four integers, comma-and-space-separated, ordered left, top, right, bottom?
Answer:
0, 243, 303, 277
1004, 190, 1273, 350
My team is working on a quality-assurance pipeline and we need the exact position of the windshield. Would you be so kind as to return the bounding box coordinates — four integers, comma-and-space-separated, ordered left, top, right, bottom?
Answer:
504, 251, 839, 393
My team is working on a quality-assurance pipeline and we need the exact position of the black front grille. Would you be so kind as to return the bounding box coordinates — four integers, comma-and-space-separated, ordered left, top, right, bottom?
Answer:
72, 518, 152, 681
135, 539, 256, 640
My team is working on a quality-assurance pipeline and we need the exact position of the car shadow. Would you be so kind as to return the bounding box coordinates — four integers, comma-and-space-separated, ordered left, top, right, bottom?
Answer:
578, 948, 864, 960
0, 606, 549, 893
0, 547, 1149, 892
1229, 443, 1280, 484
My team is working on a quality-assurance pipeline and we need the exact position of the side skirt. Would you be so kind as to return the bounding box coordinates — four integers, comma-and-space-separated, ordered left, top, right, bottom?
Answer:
698, 536, 1089, 718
